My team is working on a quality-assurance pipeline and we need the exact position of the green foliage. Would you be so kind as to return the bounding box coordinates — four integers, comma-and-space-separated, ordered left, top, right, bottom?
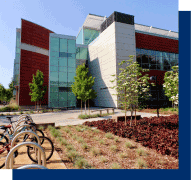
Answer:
29, 70, 47, 108
0, 79, 15, 103
105, 133, 113, 139
111, 163, 121, 169
110, 55, 154, 126
71, 63, 97, 114
163, 66, 179, 108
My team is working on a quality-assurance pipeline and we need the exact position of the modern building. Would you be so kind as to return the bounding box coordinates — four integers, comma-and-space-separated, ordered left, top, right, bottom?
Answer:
13, 11, 178, 108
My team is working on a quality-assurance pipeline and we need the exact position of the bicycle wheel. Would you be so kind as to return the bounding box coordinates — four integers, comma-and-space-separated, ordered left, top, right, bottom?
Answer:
0, 142, 9, 169
0, 134, 9, 144
27, 136, 54, 163
23, 129, 44, 144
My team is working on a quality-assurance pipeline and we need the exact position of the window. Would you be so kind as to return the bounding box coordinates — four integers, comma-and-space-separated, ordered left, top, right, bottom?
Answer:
50, 57, 58, 66
60, 38, 67, 52
58, 57, 67, 67
68, 40, 76, 53
50, 37, 59, 52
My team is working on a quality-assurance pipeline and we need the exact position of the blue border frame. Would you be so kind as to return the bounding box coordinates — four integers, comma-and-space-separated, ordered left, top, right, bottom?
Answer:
13, 11, 190, 180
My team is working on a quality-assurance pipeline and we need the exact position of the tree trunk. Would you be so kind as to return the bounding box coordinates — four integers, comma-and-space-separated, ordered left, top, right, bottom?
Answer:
88, 99, 90, 115
135, 108, 137, 126
81, 99, 82, 114
85, 100, 86, 115
125, 86, 127, 126
130, 108, 133, 127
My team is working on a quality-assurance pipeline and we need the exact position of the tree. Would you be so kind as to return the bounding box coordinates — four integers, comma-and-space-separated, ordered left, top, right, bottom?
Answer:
163, 66, 179, 108
29, 70, 47, 110
110, 55, 154, 126
71, 63, 96, 115
0, 84, 6, 103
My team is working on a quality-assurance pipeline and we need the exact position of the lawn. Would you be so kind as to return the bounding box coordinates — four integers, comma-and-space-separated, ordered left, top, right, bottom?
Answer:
45, 115, 178, 169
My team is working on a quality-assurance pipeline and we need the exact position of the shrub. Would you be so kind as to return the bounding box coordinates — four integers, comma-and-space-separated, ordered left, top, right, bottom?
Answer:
99, 156, 108, 163
0, 113, 4, 116
30, 110, 34, 114
111, 163, 121, 169
110, 145, 117, 152
119, 153, 127, 159
136, 148, 147, 156
114, 137, 119, 142
74, 157, 92, 169
105, 133, 113, 139
57, 137, 68, 146
63, 127, 71, 134
125, 142, 133, 149
48, 125, 53, 131
99, 139, 105, 145
50, 128, 61, 138
93, 137, 99, 141
38, 125, 45, 131
91, 147, 101, 156
77, 137, 84, 143
19, 111, 23, 115
72, 134, 78, 140
66, 144, 74, 151
66, 150, 79, 161
13, 112, 17, 115
93, 129, 100, 133
81, 143, 88, 150
136, 158, 147, 169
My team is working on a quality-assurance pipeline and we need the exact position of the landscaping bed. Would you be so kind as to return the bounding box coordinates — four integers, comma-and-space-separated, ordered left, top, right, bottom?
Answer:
45, 117, 178, 169
84, 115, 178, 159
136, 108, 178, 115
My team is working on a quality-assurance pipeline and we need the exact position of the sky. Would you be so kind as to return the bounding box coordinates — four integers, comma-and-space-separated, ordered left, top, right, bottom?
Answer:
0, 0, 178, 89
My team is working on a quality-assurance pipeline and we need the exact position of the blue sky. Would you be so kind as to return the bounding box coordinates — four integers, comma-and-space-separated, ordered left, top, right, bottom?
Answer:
0, 0, 178, 89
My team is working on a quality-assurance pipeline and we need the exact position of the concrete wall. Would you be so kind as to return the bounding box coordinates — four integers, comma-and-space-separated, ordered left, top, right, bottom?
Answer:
88, 22, 117, 108
88, 21, 136, 108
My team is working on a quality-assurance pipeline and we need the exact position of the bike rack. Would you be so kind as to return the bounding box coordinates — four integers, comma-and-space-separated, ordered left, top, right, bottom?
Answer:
17, 164, 48, 169
12, 124, 36, 137
11, 131, 41, 148
15, 117, 33, 129
5, 142, 46, 169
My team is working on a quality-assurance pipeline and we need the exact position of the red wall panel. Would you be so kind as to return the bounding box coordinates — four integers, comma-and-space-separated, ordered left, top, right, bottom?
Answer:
19, 50, 49, 106
21, 19, 54, 50
141, 70, 168, 86
135, 33, 178, 53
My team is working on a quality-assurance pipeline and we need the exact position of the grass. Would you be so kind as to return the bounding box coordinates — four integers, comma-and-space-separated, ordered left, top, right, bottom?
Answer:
99, 156, 108, 163
0, 101, 19, 112
50, 128, 61, 138
105, 133, 113, 139
91, 147, 102, 156
136, 158, 147, 169
74, 157, 93, 169
78, 112, 114, 119
81, 143, 88, 150
38, 125, 45, 131
125, 142, 134, 149
62, 127, 71, 134
110, 145, 118, 152
93, 137, 99, 141
58, 137, 68, 146
66, 150, 79, 161
111, 163, 121, 169
77, 137, 84, 143
99, 139, 105, 145
114, 137, 119, 142
93, 129, 100, 133
136, 148, 147, 156
66, 144, 75, 151
119, 153, 127, 159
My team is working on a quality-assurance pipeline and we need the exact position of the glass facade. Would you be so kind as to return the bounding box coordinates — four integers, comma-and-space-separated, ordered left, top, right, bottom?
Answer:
136, 48, 178, 71
49, 35, 76, 108
136, 48, 179, 108
76, 46, 88, 60
13, 30, 21, 87
83, 28, 100, 45
76, 28, 83, 44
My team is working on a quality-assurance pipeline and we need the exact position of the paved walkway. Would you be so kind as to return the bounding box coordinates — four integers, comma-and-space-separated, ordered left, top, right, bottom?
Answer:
0, 107, 170, 127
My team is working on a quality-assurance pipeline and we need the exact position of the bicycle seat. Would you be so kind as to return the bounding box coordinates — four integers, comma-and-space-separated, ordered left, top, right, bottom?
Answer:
6, 116, 13, 119
0, 125, 12, 130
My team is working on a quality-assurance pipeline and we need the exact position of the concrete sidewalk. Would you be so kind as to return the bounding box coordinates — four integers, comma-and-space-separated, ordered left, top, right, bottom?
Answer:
0, 108, 170, 127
